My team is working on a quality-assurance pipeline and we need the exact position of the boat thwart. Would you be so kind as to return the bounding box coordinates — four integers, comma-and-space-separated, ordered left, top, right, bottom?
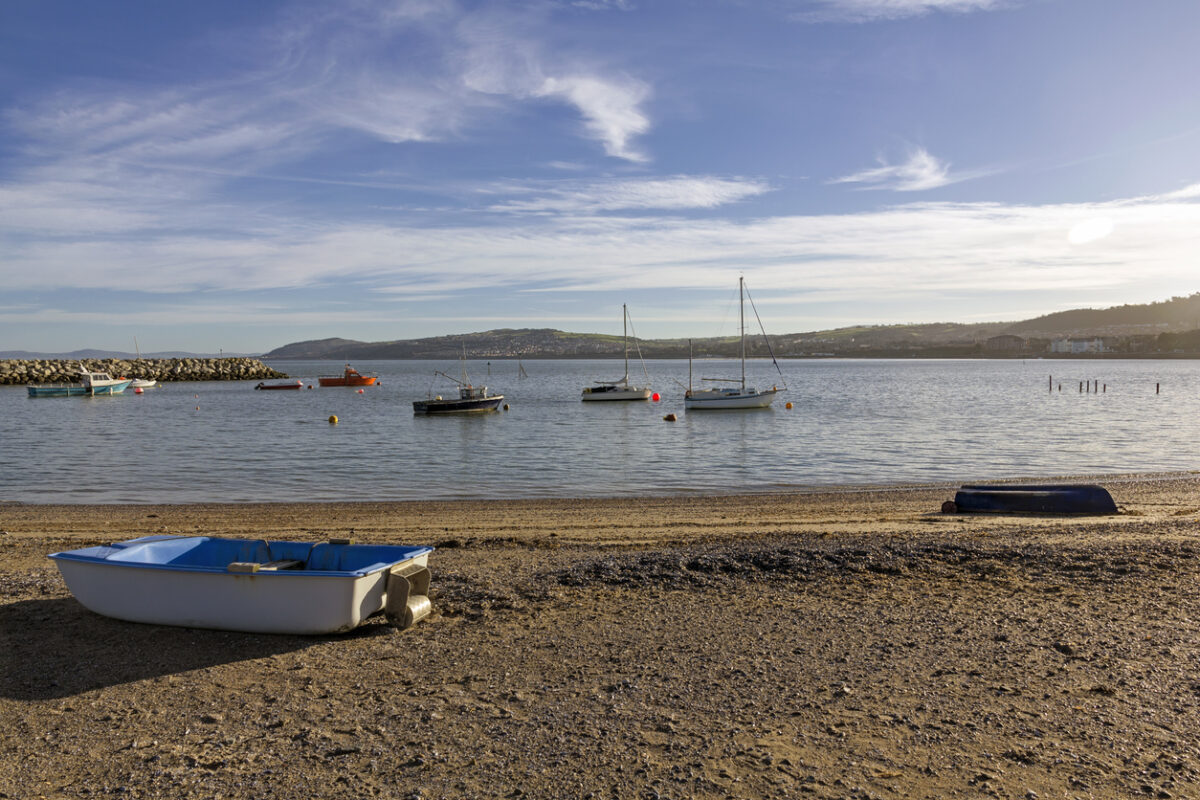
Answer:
48, 535, 434, 634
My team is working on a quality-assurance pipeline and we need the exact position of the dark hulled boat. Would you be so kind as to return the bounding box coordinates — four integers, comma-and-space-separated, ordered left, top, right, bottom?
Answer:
412, 382, 504, 415
413, 350, 503, 415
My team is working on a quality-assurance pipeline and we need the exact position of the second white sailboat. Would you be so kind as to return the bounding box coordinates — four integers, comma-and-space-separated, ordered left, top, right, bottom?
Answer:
581, 304, 652, 401
685, 277, 784, 410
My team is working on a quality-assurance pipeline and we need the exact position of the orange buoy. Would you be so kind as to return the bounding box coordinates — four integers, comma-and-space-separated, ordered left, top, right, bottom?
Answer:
785, 402, 792, 409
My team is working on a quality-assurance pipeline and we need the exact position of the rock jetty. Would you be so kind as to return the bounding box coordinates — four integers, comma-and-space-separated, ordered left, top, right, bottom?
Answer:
0, 357, 288, 385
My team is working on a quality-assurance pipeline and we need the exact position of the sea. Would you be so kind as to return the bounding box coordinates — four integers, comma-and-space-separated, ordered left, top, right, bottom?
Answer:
1, 358, 1197, 504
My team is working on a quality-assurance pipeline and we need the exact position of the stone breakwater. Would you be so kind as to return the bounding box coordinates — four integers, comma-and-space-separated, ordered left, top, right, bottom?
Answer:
0, 358, 288, 385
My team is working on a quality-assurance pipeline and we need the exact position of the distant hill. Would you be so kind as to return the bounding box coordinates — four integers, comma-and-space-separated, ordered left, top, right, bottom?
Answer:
1005, 294, 1200, 335
263, 293, 1200, 359
265, 330, 680, 359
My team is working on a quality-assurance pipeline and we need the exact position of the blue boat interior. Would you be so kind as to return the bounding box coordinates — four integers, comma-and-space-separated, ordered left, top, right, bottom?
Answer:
49, 535, 433, 576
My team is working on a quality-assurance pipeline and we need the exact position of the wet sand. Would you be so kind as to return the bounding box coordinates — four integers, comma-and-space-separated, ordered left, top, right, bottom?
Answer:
3, 474, 1200, 799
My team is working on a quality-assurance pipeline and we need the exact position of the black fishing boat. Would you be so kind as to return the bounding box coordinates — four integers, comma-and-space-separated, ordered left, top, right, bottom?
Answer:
413, 349, 504, 415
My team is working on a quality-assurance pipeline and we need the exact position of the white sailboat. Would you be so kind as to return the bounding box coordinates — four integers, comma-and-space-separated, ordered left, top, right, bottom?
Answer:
129, 337, 157, 388
581, 304, 652, 401
685, 277, 784, 410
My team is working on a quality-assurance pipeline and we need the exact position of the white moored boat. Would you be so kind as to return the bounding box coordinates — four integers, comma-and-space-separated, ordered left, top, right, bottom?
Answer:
49, 535, 434, 635
582, 304, 652, 401
685, 277, 785, 410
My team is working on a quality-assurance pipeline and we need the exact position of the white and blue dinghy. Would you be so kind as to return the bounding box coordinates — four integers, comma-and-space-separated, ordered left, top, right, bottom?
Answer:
48, 535, 434, 635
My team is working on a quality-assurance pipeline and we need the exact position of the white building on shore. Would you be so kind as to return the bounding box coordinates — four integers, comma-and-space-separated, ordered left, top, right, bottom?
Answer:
1050, 337, 1106, 354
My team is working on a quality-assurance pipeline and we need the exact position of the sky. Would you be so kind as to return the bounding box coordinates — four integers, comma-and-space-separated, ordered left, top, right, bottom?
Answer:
3, 0, 1200, 354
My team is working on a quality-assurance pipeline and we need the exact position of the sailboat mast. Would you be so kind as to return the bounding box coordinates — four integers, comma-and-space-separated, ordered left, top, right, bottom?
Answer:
688, 339, 693, 393
739, 276, 746, 389
623, 304, 630, 384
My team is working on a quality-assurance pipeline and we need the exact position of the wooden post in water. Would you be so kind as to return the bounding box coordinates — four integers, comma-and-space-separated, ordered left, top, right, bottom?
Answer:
1157, 383, 1161, 394
1079, 381, 1083, 393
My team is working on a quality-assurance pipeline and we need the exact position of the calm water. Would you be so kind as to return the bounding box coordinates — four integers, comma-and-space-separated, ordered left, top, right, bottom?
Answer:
1, 358, 1197, 503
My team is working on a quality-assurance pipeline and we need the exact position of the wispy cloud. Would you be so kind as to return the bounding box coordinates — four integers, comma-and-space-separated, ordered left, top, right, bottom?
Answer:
536, 75, 651, 162
792, 0, 1008, 23
831, 147, 986, 191
5, 183, 1198, 308
2, 1, 656, 203
486, 176, 772, 213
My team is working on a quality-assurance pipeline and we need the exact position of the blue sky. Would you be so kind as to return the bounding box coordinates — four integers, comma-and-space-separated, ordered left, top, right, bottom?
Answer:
3, 0, 1200, 354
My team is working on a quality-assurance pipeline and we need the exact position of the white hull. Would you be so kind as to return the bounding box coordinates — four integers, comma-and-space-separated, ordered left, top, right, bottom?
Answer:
685, 387, 779, 409
50, 537, 432, 635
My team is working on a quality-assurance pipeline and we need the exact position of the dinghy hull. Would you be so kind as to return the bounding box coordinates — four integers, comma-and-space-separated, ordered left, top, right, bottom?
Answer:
49, 535, 433, 634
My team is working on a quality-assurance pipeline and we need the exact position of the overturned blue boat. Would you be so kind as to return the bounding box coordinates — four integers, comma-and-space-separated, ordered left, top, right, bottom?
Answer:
951, 484, 1118, 515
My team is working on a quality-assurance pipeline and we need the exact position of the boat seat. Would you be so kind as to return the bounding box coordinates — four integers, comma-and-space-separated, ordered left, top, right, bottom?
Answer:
259, 559, 304, 570
227, 558, 303, 573
225, 539, 277, 572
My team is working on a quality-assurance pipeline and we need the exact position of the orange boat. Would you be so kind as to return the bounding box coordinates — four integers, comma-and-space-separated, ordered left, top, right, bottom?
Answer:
318, 364, 379, 387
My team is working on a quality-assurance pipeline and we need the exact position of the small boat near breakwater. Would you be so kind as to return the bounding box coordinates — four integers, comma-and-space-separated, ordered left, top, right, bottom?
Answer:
48, 535, 435, 634
255, 380, 305, 390
318, 364, 378, 387
27, 368, 133, 397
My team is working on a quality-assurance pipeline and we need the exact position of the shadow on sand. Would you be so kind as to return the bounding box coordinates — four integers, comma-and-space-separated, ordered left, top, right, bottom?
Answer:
0, 597, 393, 701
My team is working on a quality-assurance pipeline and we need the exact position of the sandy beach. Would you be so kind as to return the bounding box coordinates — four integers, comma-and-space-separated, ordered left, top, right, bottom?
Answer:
4, 474, 1200, 799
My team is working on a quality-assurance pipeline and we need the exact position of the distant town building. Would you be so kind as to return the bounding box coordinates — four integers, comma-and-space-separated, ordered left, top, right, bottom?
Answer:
984, 334, 1026, 352
1050, 337, 1106, 354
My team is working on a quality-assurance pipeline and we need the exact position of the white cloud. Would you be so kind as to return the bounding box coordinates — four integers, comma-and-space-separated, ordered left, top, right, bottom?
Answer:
2, 0, 656, 210
487, 176, 771, 213
5, 184, 1199, 312
793, 0, 1007, 23
831, 147, 986, 191
1067, 217, 1114, 245
454, 11, 652, 162
535, 75, 651, 162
